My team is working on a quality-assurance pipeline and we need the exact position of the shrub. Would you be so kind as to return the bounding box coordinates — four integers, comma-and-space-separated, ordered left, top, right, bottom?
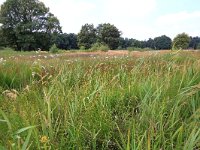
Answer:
90, 43, 109, 52
50, 44, 59, 53
127, 47, 135, 51
80, 46, 86, 50
99, 45, 109, 52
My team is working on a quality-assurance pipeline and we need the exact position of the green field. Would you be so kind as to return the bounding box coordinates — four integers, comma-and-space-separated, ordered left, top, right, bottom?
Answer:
0, 50, 200, 149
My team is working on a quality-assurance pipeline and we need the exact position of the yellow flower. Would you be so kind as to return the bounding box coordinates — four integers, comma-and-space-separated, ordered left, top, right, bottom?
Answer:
40, 136, 48, 143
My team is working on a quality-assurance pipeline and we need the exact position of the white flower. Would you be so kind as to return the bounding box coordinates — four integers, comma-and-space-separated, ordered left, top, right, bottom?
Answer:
32, 72, 36, 77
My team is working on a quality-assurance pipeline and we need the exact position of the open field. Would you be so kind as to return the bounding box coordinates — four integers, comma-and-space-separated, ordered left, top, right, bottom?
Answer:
0, 50, 200, 149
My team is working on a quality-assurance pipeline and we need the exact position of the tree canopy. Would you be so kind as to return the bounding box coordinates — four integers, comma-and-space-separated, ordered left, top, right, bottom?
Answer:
172, 33, 190, 50
97, 23, 121, 50
0, 0, 62, 51
77, 23, 97, 49
154, 35, 172, 50
53, 33, 78, 50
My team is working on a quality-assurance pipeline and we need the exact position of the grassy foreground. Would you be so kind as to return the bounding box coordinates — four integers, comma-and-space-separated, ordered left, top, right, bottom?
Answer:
0, 51, 200, 149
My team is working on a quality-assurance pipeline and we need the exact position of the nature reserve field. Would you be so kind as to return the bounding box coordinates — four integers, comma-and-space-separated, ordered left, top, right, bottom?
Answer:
0, 50, 200, 149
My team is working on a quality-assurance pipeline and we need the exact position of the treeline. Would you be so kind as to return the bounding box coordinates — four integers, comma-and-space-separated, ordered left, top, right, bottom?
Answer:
0, 0, 200, 51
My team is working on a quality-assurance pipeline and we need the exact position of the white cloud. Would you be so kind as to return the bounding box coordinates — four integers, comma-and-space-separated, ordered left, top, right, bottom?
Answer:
40, 0, 157, 38
156, 11, 200, 25
41, 0, 97, 32
104, 0, 157, 18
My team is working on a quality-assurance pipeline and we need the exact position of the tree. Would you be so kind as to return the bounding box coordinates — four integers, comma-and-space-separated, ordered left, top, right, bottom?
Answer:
0, 0, 61, 51
53, 33, 78, 50
97, 23, 121, 50
189, 36, 200, 49
154, 35, 172, 50
146, 38, 155, 49
172, 33, 190, 50
118, 37, 132, 49
131, 39, 141, 48
77, 23, 96, 49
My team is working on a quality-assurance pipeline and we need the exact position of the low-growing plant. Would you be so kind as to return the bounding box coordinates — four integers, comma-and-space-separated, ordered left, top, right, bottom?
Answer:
0, 51, 200, 149
90, 43, 109, 52
49, 44, 59, 53
79, 46, 86, 50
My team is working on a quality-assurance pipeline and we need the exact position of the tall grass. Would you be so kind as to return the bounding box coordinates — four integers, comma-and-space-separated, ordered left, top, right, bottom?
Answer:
0, 52, 200, 149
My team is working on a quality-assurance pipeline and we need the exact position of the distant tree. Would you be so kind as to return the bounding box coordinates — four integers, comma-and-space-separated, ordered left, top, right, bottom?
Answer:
131, 39, 141, 48
154, 35, 172, 50
54, 33, 78, 50
189, 36, 200, 49
119, 37, 132, 49
172, 33, 190, 50
0, 0, 61, 51
146, 38, 155, 49
77, 23, 96, 49
96, 23, 121, 50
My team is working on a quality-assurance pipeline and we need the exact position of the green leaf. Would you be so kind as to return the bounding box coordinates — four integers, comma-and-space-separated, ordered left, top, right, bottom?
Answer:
14, 125, 37, 135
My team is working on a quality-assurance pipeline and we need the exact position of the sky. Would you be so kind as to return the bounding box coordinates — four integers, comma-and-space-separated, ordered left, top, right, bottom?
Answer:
0, 0, 200, 40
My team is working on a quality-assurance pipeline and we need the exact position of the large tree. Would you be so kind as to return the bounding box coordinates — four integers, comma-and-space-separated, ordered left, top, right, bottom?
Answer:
154, 35, 172, 50
77, 23, 96, 49
172, 33, 190, 50
97, 23, 121, 50
0, 0, 61, 51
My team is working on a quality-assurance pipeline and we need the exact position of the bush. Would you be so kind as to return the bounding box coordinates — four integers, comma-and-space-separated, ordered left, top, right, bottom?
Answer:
90, 43, 109, 52
50, 44, 59, 53
80, 46, 86, 50
127, 47, 135, 51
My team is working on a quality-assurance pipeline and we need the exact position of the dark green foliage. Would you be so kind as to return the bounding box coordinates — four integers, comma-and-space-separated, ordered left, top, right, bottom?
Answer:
77, 24, 97, 49
154, 35, 172, 50
146, 38, 155, 49
189, 36, 200, 49
197, 43, 200, 49
172, 33, 190, 50
53, 33, 78, 50
0, 28, 6, 47
97, 23, 121, 50
0, 0, 62, 51
119, 38, 132, 49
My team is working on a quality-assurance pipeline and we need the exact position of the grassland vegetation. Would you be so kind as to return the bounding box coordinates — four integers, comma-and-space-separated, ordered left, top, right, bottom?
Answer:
0, 50, 200, 149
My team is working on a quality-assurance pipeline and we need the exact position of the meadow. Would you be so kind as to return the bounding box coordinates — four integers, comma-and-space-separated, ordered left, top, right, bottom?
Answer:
0, 49, 200, 150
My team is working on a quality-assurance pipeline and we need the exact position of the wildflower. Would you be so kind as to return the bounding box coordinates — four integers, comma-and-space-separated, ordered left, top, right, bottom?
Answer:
32, 72, 36, 77
40, 136, 48, 143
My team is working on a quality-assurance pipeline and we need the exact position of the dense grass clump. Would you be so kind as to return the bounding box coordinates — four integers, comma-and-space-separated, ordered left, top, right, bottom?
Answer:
0, 51, 200, 149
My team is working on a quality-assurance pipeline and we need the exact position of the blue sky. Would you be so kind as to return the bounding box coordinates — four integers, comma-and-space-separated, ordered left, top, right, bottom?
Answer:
1, 0, 200, 40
